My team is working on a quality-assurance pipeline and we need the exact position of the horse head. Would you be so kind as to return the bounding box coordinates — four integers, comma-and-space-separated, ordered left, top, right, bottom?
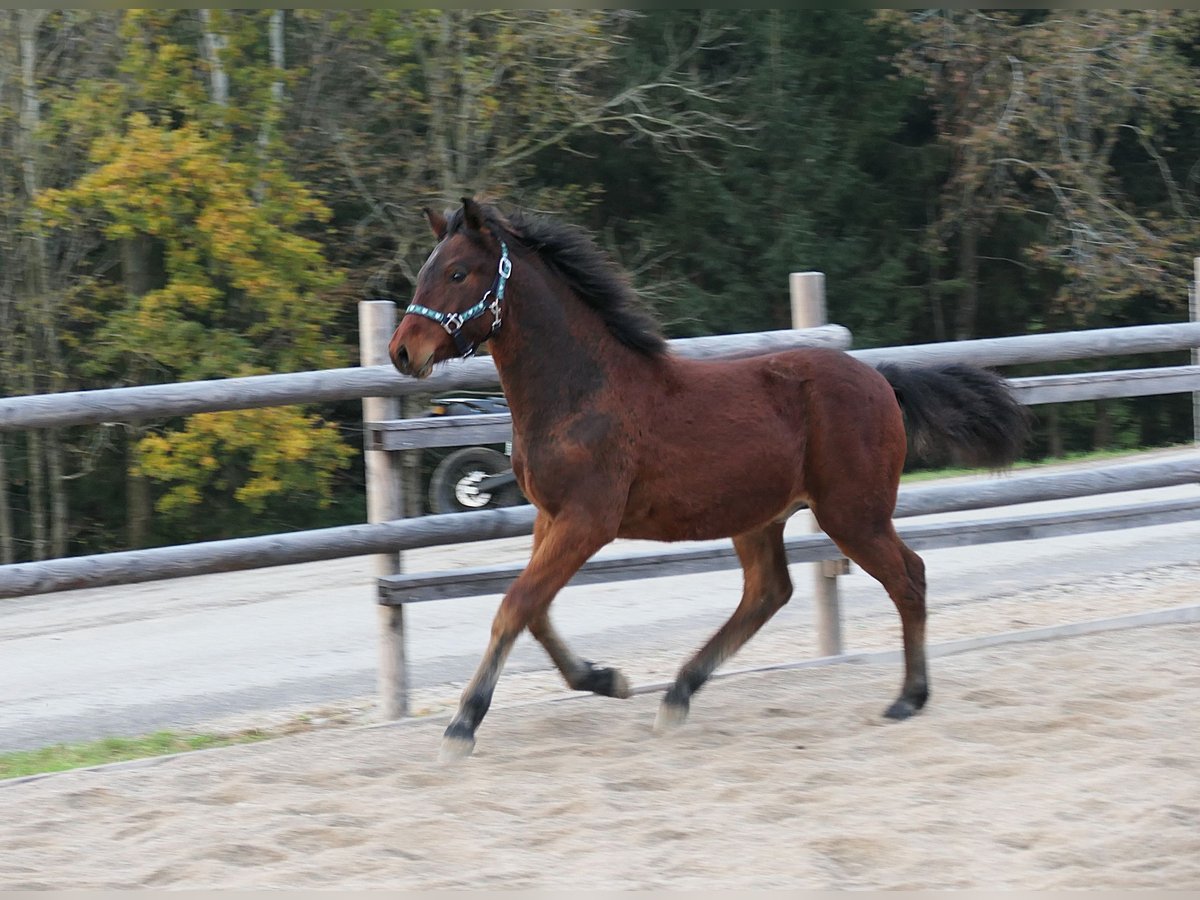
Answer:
389, 197, 512, 378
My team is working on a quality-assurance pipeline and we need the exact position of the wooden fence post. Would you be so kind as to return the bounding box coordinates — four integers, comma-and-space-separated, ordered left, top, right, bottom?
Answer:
1193, 257, 1199, 445
359, 300, 407, 718
789, 272, 846, 657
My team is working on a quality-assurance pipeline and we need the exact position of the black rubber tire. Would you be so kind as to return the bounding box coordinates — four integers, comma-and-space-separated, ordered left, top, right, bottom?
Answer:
428, 446, 523, 514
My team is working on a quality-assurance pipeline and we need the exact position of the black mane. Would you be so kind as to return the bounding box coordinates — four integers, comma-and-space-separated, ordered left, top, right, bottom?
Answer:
445, 203, 667, 357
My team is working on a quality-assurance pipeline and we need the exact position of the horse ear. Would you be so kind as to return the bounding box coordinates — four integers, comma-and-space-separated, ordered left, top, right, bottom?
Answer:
423, 206, 448, 240
461, 196, 486, 233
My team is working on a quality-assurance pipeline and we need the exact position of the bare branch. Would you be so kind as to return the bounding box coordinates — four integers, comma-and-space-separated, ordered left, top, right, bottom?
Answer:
1119, 123, 1188, 220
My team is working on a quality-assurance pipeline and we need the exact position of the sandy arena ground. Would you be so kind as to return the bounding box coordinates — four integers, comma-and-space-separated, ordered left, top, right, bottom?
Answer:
1, 562, 1198, 890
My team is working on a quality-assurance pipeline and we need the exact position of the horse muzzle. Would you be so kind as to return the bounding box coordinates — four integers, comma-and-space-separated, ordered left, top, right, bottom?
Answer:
388, 330, 437, 379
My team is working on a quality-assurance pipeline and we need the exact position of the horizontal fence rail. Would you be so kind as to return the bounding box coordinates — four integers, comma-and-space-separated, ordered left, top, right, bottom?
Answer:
0, 505, 537, 600
3, 452, 1196, 600
378, 496, 1200, 604
377, 454, 1200, 604
0, 326, 851, 431
368, 367, 1200, 452
369, 412, 513, 453
850, 321, 1200, 368
1008, 365, 1200, 405
6, 321, 1200, 432
2, 322, 1200, 601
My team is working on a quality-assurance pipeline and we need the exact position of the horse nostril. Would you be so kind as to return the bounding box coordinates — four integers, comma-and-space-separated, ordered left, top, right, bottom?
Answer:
394, 345, 410, 374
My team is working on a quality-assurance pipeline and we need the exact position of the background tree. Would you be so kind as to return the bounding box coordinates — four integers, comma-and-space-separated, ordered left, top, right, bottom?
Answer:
883, 9, 1200, 453
594, 10, 938, 345
883, 10, 1200, 334
282, 9, 741, 297
4, 9, 1200, 560
1, 10, 119, 559
39, 9, 352, 545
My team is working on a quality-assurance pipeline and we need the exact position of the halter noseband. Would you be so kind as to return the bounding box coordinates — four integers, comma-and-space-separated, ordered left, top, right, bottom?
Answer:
403, 241, 511, 359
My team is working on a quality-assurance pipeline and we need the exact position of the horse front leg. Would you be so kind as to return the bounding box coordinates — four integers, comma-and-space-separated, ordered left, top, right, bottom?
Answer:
529, 610, 631, 699
441, 509, 616, 761
517, 512, 631, 699
656, 522, 792, 732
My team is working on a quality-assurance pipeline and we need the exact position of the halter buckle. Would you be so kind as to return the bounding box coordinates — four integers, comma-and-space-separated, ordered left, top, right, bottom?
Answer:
488, 292, 503, 332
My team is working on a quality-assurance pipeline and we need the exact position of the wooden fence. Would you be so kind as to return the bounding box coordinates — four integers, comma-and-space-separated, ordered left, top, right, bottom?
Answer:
3, 319, 1200, 600
367, 307, 1200, 714
377, 453, 1200, 604
0, 325, 852, 429
3, 303, 1200, 718
0, 325, 851, 598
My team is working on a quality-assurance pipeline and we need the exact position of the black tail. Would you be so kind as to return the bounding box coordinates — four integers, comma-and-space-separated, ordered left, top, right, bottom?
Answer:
877, 363, 1030, 469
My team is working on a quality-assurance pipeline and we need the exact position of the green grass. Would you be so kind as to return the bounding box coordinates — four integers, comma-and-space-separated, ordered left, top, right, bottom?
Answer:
0, 729, 271, 780
899, 443, 1190, 484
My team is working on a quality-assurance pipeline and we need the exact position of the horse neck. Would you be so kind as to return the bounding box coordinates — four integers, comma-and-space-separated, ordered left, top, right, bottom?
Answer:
487, 257, 649, 430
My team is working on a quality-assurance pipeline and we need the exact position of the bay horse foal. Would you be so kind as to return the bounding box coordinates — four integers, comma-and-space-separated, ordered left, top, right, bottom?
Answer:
390, 198, 1029, 760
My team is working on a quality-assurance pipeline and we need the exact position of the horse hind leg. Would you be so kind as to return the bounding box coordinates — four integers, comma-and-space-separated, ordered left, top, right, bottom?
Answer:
882, 539, 928, 719
656, 521, 792, 732
818, 511, 929, 719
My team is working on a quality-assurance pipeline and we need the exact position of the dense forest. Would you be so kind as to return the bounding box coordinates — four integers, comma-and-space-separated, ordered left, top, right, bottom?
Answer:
2, 9, 1199, 561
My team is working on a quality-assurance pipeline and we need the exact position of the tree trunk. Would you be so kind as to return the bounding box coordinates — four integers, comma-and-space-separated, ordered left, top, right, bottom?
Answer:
46, 430, 67, 556
254, 10, 285, 203
17, 11, 52, 561
120, 235, 159, 548
926, 228, 947, 343
17, 12, 44, 205
1, 14, 16, 564
126, 429, 152, 549
268, 10, 284, 101
1046, 404, 1064, 458
199, 9, 229, 109
0, 438, 14, 564
25, 428, 47, 560
421, 13, 455, 196
1092, 399, 1113, 450
18, 11, 53, 331
19, 10, 72, 559
954, 213, 979, 341
121, 234, 158, 296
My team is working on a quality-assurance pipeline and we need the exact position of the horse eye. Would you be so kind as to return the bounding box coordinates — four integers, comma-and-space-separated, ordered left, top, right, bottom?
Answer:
449, 269, 467, 283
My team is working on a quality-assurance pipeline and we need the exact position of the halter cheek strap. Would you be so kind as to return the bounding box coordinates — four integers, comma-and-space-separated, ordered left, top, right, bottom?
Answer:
403, 241, 511, 359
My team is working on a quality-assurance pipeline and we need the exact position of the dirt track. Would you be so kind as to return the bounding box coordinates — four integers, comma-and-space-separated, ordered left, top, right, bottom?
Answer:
2, 615, 1197, 890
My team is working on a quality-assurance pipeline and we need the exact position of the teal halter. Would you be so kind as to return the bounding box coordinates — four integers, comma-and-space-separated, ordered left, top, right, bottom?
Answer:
404, 241, 511, 359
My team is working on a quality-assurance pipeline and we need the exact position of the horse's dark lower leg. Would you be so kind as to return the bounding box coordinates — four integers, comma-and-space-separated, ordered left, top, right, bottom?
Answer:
529, 611, 630, 698
885, 543, 929, 719
656, 522, 792, 732
441, 513, 611, 761
823, 519, 929, 720
442, 637, 515, 756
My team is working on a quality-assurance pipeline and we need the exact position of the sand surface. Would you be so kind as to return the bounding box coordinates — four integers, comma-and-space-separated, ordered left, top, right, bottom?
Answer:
2, 609, 1197, 889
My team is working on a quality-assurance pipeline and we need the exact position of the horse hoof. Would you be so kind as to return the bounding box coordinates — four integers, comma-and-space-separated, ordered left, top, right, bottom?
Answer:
653, 700, 689, 734
578, 663, 631, 699
605, 668, 632, 700
883, 698, 918, 720
439, 733, 476, 763
614, 672, 633, 700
